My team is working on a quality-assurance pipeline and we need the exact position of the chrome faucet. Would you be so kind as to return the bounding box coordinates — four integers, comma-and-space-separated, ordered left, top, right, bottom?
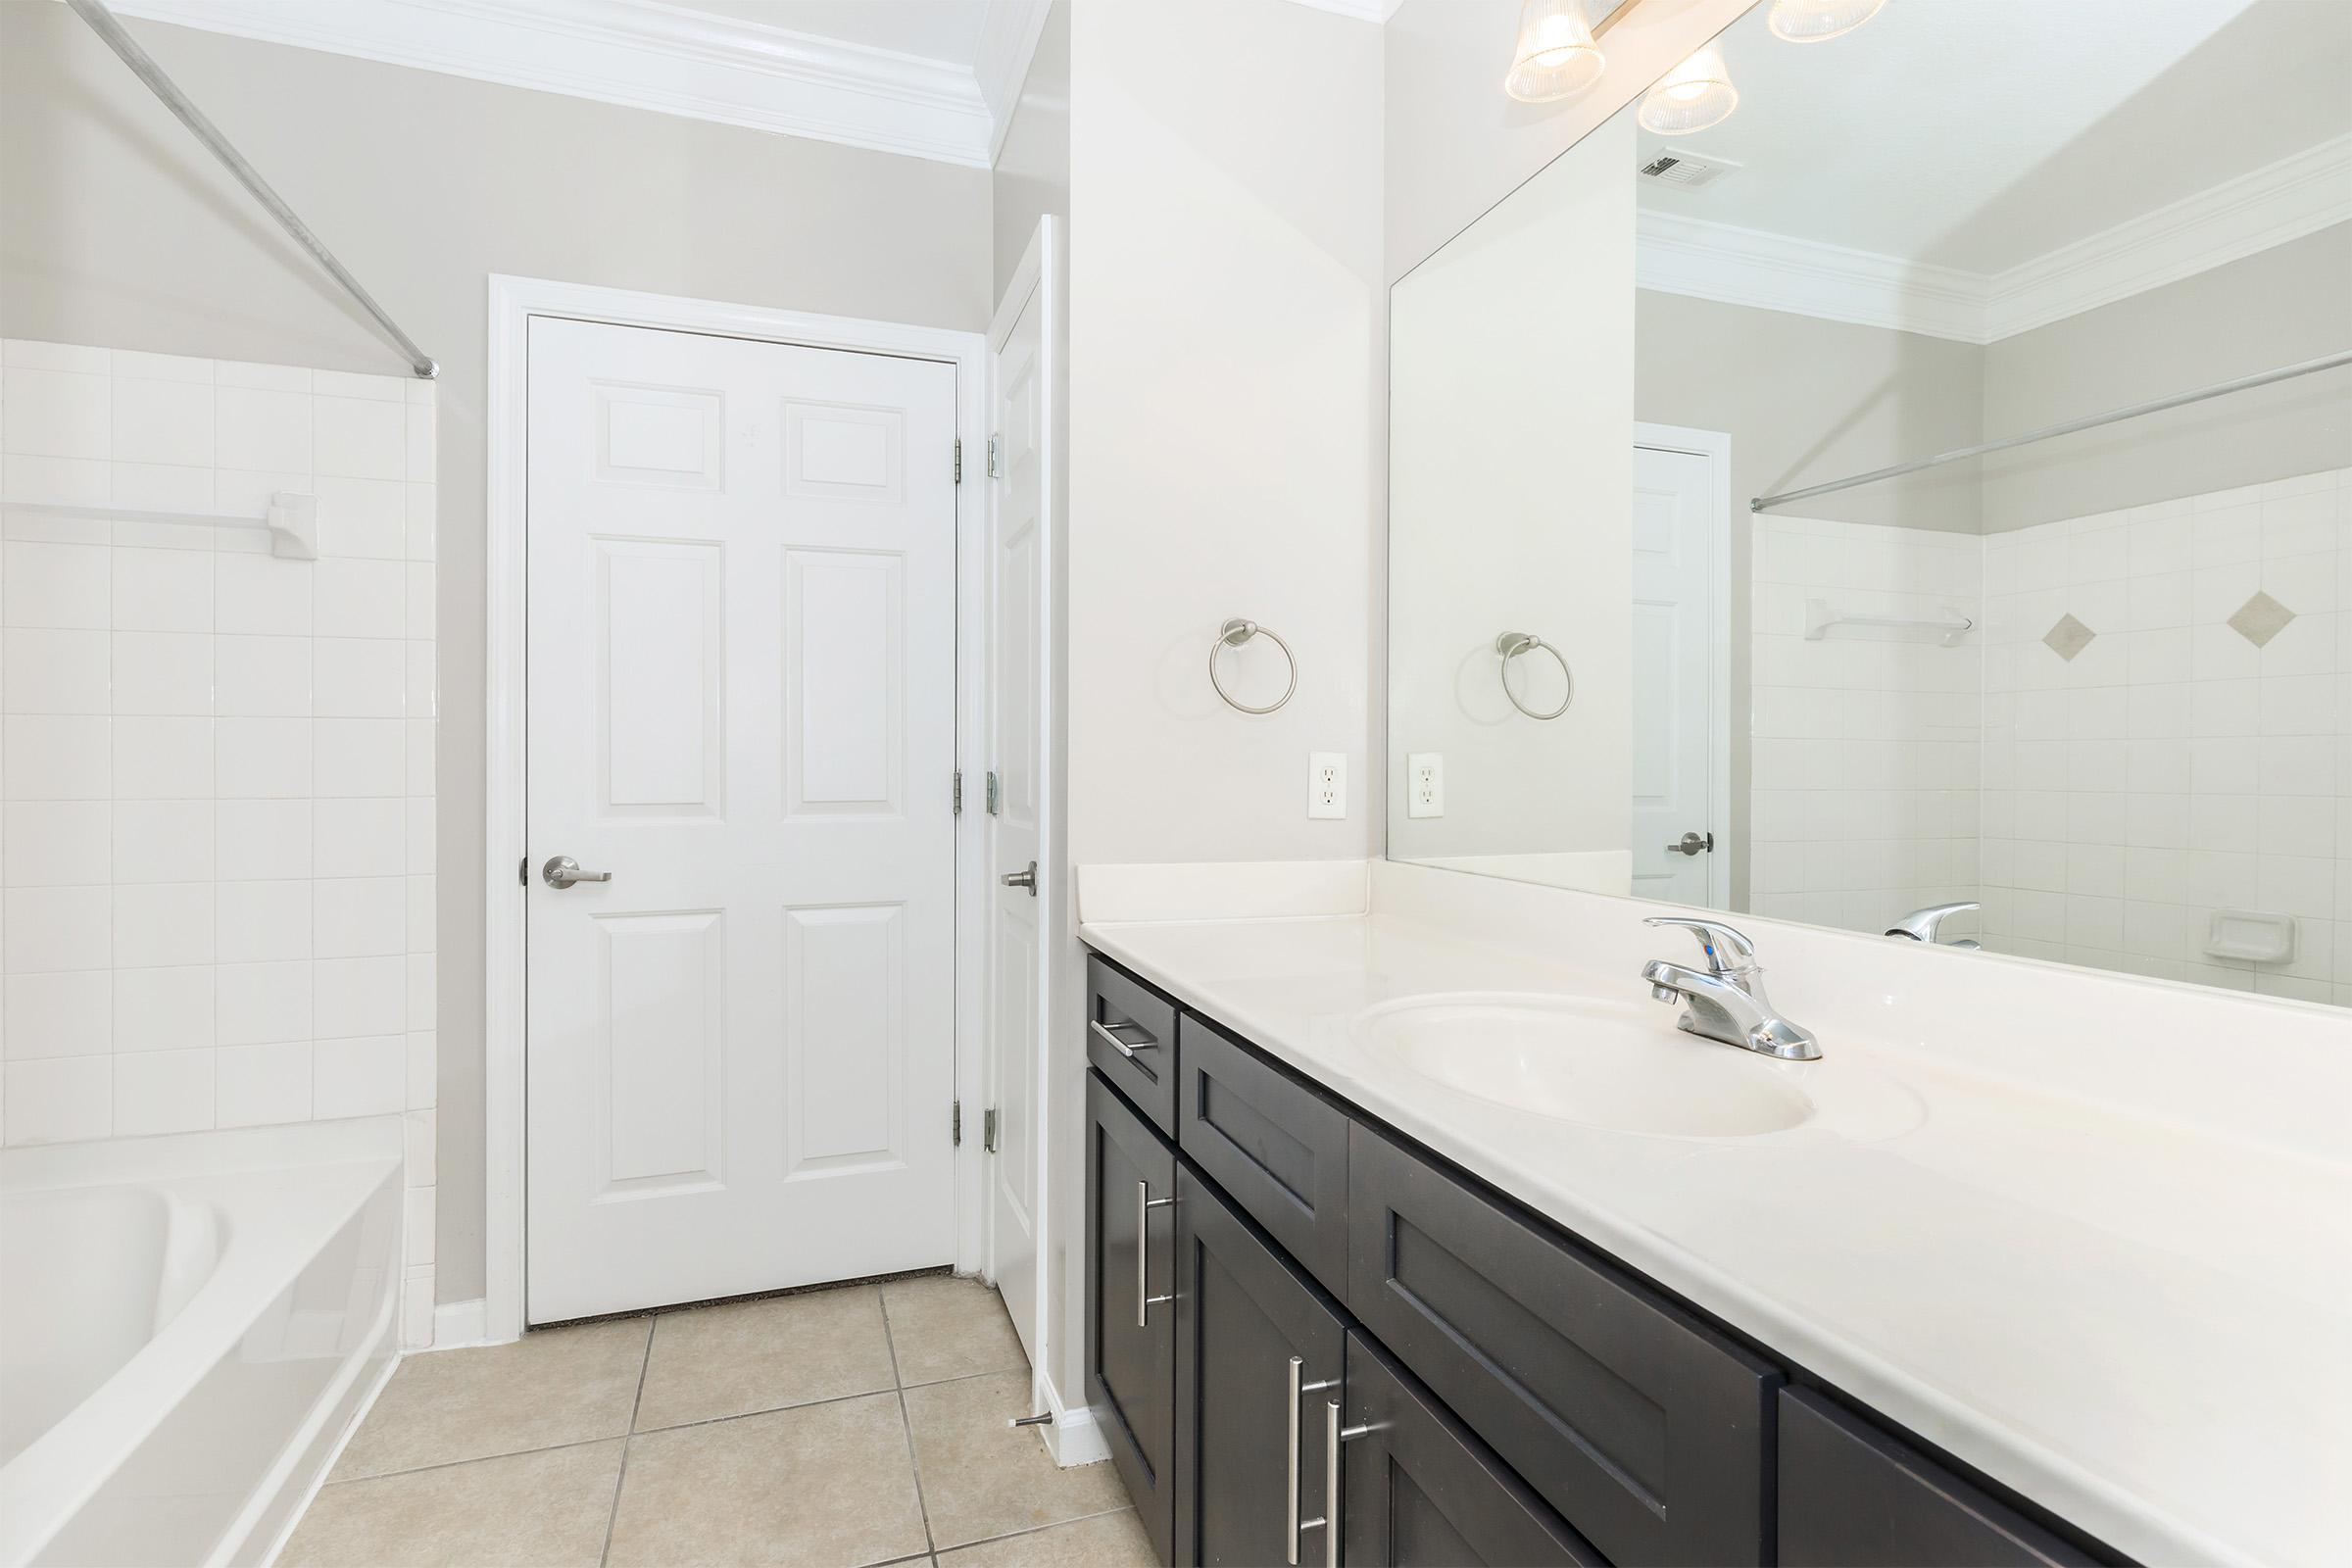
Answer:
1886, 902, 1980, 949
1640, 916, 1821, 1061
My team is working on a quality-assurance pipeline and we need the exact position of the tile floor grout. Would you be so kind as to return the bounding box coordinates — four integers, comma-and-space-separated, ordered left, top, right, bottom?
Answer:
318, 1358, 1033, 1487
877, 1283, 943, 1563
285, 1276, 1146, 1567
595, 1323, 657, 1568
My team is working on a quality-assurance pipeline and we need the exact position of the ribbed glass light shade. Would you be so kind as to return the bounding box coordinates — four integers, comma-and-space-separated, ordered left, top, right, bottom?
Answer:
1766, 0, 1886, 43
1504, 0, 1605, 104
1638, 44, 1738, 134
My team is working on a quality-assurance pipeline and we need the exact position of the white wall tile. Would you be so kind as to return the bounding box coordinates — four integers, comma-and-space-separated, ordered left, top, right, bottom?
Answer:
316, 719, 405, 798
216, 386, 312, 473
4, 885, 111, 973
112, 378, 215, 468
3, 627, 109, 713
216, 960, 312, 1046
314, 560, 406, 639
4, 800, 109, 886
315, 476, 407, 561
314, 1034, 405, 1118
114, 965, 215, 1053
217, 799, 313, 881
111, 548, 215, 633
217, 636, 313, 716
114, 1047, 215, 1136
111, 631, 214, 715
111, 716, 213, 800
3, 541, 110, 628
3, 1055, 112, 1144
215, 554, 312, 636
315, 639, 406, 717
217, 1041, 311, 1127
216, 716, 311, 798
2, 970, 112, 1059
316, 798, 405, 878
114, 882, 214, 968
314, 397, 407, 479
5, 715, 111, 800
2, 368, 109, 460
217, 880, 312, 964
316, 877, 406, 959
315, 956, 406, 1040
405, 1029, 436, 1109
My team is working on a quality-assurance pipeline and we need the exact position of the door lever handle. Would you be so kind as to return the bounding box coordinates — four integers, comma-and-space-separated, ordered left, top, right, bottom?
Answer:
1001, 860, 1037, 894
542, 856, 612, 889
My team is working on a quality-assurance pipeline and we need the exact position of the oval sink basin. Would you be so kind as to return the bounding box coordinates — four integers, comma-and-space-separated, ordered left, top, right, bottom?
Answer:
1351, 993, 1922, 1142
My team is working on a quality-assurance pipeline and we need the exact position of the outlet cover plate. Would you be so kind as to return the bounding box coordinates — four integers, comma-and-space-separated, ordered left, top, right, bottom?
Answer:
1308, 752, 1347, 819
1406, 753, 1444, 818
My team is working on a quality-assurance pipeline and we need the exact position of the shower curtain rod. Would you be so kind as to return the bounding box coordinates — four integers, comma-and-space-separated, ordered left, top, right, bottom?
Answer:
67, 0, 438, 379
1750, 348, 2352, 514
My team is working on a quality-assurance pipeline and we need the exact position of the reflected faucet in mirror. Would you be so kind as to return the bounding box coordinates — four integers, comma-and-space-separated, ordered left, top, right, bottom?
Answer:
1886, 903, 1981, 950
1640, 916, 1821, 1061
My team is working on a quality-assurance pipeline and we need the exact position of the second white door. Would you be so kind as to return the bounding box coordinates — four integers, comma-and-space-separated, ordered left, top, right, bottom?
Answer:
1630, 436, 1726, 907
525, 316, 959, 1324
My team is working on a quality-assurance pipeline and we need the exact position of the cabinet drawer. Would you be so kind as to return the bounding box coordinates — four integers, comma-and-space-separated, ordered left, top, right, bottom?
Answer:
1779, 1388, 2094, 1567
1348, 1123, 1782, 1566
1177, 1013, 1349, 1298
1087, 956, 1179, 1137
1086, 1071, 1178, 1564
1343, 1331, 1604, 1567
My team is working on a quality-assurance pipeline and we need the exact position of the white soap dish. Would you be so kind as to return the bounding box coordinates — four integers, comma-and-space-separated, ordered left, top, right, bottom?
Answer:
2204, 909, 2295, 963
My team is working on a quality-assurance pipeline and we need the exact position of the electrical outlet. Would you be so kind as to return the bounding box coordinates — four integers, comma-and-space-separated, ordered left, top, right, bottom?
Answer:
1307, 753, 1347, 819
1406, 753, 1444, 818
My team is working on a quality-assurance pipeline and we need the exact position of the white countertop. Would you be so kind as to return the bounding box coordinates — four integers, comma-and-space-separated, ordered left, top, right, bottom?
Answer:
1079, 863, 2352, 1568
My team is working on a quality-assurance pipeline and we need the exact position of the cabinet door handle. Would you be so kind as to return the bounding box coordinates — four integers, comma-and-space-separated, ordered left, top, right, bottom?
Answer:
1134, 1180, 1174, 1329
1298, 1395, 1374, 1568
1286, 1357, 1304, 1563
1091, 1018, 1156, 1057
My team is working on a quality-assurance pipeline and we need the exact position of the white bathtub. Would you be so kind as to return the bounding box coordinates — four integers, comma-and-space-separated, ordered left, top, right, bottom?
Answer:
0, 1120, 404, 1568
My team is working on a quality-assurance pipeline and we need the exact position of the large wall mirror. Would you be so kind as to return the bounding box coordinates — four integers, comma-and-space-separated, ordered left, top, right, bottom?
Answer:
1389, 0, 2352, 1004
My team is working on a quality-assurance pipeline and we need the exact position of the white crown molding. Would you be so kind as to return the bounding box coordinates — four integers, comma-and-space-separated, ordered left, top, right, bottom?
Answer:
1638, 211, 1990, 343
1641, 134, 2352, 345
1281, 0, 1400, 24
974, 0, 1052, 164
102, 0, 1000, 168
1984, 133, 2352, 340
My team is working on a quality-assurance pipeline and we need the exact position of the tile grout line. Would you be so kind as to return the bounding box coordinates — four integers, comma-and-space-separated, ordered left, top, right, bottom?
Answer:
596, 1321, 656, 1568
930, 1504, 1140, 1557
878, 1285, 943, 1563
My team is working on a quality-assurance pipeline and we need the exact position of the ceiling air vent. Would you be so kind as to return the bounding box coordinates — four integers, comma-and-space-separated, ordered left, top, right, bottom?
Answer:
1638, 151, 1737, 189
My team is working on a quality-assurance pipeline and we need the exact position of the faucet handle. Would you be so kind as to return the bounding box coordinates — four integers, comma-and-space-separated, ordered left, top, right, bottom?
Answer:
1642, 915, 1757, 975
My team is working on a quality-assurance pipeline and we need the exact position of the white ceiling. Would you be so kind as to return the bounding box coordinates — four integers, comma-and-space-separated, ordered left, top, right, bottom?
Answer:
1635, 0, 2351, 272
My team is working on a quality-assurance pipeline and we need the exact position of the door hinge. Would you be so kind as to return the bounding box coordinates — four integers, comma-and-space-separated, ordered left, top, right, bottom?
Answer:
987, 435, 1002, 479
953, 770, 963, 814
953, 1100, 962, 1146
983, 1107, 1001, 1153
517, 856, 528, 887
954, 438, 962, 484
985, 770, 1002, 815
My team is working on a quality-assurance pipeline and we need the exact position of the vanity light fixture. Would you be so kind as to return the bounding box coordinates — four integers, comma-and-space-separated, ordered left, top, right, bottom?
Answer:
1504, 0, 1606, 103
1766, 0, 1886, 44
1638, 43, 1739, 134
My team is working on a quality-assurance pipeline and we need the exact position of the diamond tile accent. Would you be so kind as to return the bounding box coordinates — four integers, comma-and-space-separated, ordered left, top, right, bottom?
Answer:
2041, 612, 2096, 662
2227, 589, 2295, 648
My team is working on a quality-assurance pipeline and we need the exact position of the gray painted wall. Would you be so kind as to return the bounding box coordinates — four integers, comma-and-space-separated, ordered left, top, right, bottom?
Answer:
991, 1, 1069, 305
0, 4, 993, 1303
1981, 221, 2352, 532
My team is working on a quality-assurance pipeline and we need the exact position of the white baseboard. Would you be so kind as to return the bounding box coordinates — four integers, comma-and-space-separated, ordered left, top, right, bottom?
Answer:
1039, 1372, 1108, 1466
430, 1298, 490, 1349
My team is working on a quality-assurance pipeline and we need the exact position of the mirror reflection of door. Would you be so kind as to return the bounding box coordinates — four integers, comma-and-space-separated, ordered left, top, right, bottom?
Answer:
1631, 433, 1729, 908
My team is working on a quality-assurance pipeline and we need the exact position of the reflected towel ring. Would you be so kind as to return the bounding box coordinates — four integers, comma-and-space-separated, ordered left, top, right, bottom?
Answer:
1495, 631, 1572, 720
1209, 618, 1297, 714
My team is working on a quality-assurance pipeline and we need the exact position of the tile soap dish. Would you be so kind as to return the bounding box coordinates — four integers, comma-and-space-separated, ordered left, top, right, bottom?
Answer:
2203, 909, 2296, 963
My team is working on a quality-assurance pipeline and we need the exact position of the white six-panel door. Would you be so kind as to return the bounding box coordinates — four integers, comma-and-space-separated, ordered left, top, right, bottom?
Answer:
1631, 439, 1725, 908
524, 316, 959, 1323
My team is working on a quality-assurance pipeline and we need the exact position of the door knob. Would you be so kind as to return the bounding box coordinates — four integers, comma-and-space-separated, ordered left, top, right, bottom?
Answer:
1666, 831, 1714, 857
542, 855, 612, 889
1001, 860, 1037, 895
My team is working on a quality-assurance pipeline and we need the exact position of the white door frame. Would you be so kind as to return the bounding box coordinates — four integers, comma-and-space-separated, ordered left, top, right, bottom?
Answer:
1634, 421, 1735, 910
483, 274, 990, 1344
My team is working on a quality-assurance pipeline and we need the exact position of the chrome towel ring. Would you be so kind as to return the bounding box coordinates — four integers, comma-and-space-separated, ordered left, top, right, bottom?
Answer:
1210, 618, 1297, 714
1495, 631, 1571, 720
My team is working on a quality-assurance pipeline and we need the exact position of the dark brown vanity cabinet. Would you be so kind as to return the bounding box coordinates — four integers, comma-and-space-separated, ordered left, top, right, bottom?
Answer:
1081, 953, 2121, 1568
1086, 1071, 1178, 1564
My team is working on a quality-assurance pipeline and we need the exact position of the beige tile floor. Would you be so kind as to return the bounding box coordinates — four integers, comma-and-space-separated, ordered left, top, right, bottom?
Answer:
282, 1273, 1152, 1568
